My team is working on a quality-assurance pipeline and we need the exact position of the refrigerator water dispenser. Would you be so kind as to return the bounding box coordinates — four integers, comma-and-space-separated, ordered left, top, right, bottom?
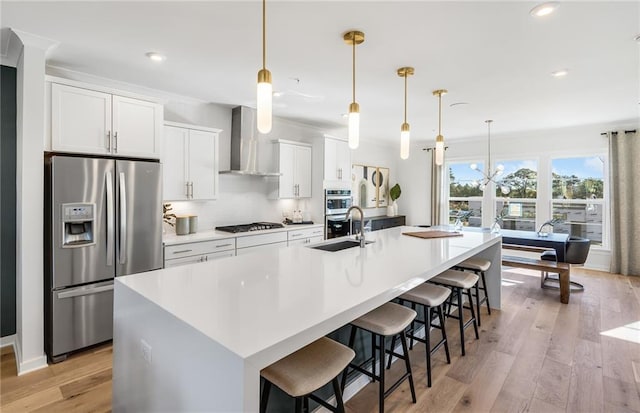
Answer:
61, 203, 95, 247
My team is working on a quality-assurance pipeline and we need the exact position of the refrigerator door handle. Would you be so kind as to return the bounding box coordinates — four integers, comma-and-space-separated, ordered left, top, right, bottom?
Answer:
119, 172, 127, 264
57, 282, 114, 299
106, 172, 114, 266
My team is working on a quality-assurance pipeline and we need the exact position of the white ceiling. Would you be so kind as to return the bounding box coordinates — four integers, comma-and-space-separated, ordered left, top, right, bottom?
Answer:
2, 1, 639, 143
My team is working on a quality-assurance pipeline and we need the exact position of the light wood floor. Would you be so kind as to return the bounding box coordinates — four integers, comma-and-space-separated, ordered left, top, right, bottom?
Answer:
1, 268, 639, 413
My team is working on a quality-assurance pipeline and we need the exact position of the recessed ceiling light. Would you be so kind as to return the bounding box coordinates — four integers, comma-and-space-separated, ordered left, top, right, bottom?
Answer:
145, 52, 166, 62
530, 2, 559, 17
341, 113, 349, 118
272, 91, 284, 98
551, 69, 568, 77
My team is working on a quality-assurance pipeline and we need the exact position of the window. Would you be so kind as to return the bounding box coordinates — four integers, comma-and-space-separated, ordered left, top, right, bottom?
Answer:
495, 160, 538, 231
448, 162, 483, 227
551, 156, 605, 246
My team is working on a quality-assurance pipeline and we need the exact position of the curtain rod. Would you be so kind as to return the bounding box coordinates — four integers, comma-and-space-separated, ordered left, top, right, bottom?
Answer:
600, 129, 636, 136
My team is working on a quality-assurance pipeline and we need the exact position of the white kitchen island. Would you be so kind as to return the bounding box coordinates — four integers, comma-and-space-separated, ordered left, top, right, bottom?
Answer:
112, 226, 502, 412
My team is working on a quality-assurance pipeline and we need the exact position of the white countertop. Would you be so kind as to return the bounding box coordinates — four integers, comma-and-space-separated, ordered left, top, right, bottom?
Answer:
162, 223, 324, 246
118, 226, 501, 364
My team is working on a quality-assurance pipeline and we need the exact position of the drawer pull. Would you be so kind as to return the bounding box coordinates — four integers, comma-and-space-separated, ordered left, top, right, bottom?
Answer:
290, 234, 302, 238
216, 243, 233, 248
172, 249, 193, 254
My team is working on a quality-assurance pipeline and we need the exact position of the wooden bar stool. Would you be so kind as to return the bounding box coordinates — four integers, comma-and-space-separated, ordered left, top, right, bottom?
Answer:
430, 269, 479, 356
340, 302, 417, 413
260, 337, 355, 413
390, 283, 452, 387
455, 257, 492, 326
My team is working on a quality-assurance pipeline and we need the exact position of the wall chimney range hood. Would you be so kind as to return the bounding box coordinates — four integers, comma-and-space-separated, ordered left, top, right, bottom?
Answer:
220, 106, 280, 176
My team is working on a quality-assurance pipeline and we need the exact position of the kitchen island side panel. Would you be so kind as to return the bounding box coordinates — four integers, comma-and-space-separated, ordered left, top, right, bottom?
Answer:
113, 281, 249, 412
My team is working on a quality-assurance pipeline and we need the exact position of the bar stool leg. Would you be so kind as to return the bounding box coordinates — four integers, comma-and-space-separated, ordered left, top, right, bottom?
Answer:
481, 271, 492, 315
303, 396, 309, 413
436, 305, 451, 364
424, 305, 432, 387
399, 331, 417, 402
378, 334, 385, 413
260, 380, 272, 413
295, 397, 303, 413
474, 280, 482, 326
456, 288, 466, 356
465, 288, 479, 339
332, 377, 346, 413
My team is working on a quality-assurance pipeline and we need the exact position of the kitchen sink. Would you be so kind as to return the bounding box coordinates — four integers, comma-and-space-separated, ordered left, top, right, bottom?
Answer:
310, 239, 374, 252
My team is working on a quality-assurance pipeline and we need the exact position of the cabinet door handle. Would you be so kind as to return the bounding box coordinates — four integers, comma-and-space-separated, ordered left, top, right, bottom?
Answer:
290, 233, 302, 238
216, 243, 233, 248
189, 182, 194, 199
113, 131, 118, 153
205, 255, 208, 262
172, 249, 193, 254
106, 131, 111, 151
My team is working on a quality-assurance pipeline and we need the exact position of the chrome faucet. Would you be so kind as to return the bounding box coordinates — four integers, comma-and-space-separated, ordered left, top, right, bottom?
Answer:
346, 206, 366, 248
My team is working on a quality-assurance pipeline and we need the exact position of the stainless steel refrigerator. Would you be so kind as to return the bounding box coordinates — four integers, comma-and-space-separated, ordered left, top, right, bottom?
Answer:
44, 155, 163, 362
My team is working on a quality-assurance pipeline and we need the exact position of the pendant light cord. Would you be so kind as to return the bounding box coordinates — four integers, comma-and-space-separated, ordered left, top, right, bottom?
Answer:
487, 121, 492, 172
403, 74, 408, 124
438, 93, 442, 136
352, 38, 356, 103
262, 0, 266, 70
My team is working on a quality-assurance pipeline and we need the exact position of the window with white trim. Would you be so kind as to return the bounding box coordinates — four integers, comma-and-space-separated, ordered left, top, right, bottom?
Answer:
494, 160, 538, 231
448, 162, 483, 227
551, 156, 605, 246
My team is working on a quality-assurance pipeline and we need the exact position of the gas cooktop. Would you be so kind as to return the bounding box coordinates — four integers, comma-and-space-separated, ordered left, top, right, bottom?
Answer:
215, 222, 285, 233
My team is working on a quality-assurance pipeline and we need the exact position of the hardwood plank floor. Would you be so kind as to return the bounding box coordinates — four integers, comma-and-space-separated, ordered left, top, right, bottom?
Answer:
1, 268, 639, 413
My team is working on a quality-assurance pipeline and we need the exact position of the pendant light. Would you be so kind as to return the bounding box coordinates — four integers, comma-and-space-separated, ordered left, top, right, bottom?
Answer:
256, 0, 272, 134
432, 89, 448, 166
344, 30, 365, 149
397, 67, 414, 160
470, 120, 510, 194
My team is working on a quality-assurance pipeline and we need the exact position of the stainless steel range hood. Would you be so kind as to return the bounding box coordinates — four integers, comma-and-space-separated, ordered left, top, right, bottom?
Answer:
220, 106, 280, 176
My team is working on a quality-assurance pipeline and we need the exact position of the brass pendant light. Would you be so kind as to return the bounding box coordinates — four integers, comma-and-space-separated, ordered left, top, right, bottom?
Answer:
432, 89, 448, 166
397, 67, 414, 160
256, 0, 272, 134
344, 30, 365, 149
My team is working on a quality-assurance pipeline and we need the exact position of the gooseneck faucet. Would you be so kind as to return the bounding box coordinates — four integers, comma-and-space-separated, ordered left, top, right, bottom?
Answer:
346, 205, 366, 248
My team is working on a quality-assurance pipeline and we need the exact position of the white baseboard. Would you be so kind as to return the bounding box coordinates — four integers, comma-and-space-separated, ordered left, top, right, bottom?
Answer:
8, 336, 48, 376
1, 334, 16, 348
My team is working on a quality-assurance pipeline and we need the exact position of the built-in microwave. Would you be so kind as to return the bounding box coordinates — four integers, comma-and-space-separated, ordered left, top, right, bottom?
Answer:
325, 189, 352, 215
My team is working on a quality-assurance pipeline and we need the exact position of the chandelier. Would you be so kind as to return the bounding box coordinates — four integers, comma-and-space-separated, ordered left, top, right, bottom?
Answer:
470, 120, 510, 195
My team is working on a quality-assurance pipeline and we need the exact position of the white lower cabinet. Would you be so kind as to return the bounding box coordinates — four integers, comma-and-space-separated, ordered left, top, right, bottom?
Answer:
287, 227, 324, 246
164, 239, 235, 268
236, 232, 288, 256
163, 226, 324, 267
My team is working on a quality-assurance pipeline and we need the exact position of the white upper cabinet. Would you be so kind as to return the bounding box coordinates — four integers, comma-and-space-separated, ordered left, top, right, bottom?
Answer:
50, 82, 162, 159
162, 122, 220, 201
324, 136, 351, 185
277, 141, 312, 199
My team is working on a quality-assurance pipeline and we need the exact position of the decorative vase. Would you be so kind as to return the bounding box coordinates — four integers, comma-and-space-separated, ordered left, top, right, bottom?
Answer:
387, 204, 395, 216
454, 217, 463, 231
491, 221, 501, 234
393, 200, 398, 216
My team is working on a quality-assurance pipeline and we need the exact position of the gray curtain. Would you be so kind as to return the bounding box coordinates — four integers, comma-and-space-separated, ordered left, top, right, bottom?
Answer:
609, 130, 640, 276
430, 149, 445, 226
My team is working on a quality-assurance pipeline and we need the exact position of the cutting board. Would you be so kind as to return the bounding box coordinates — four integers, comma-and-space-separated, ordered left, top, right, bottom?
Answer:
402, 230, 463, 239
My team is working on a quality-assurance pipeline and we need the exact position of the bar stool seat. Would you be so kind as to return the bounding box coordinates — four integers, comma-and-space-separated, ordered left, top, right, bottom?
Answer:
432, 269, 479, 289
458, 257, 491, 272
430, 269, 479, 356
394, 283, 452, 387
352, 302, 417, 336
260, 337, 355, 413
399, 283, 450, 307
342, 302, 417, 413
454, 258, 492, 326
